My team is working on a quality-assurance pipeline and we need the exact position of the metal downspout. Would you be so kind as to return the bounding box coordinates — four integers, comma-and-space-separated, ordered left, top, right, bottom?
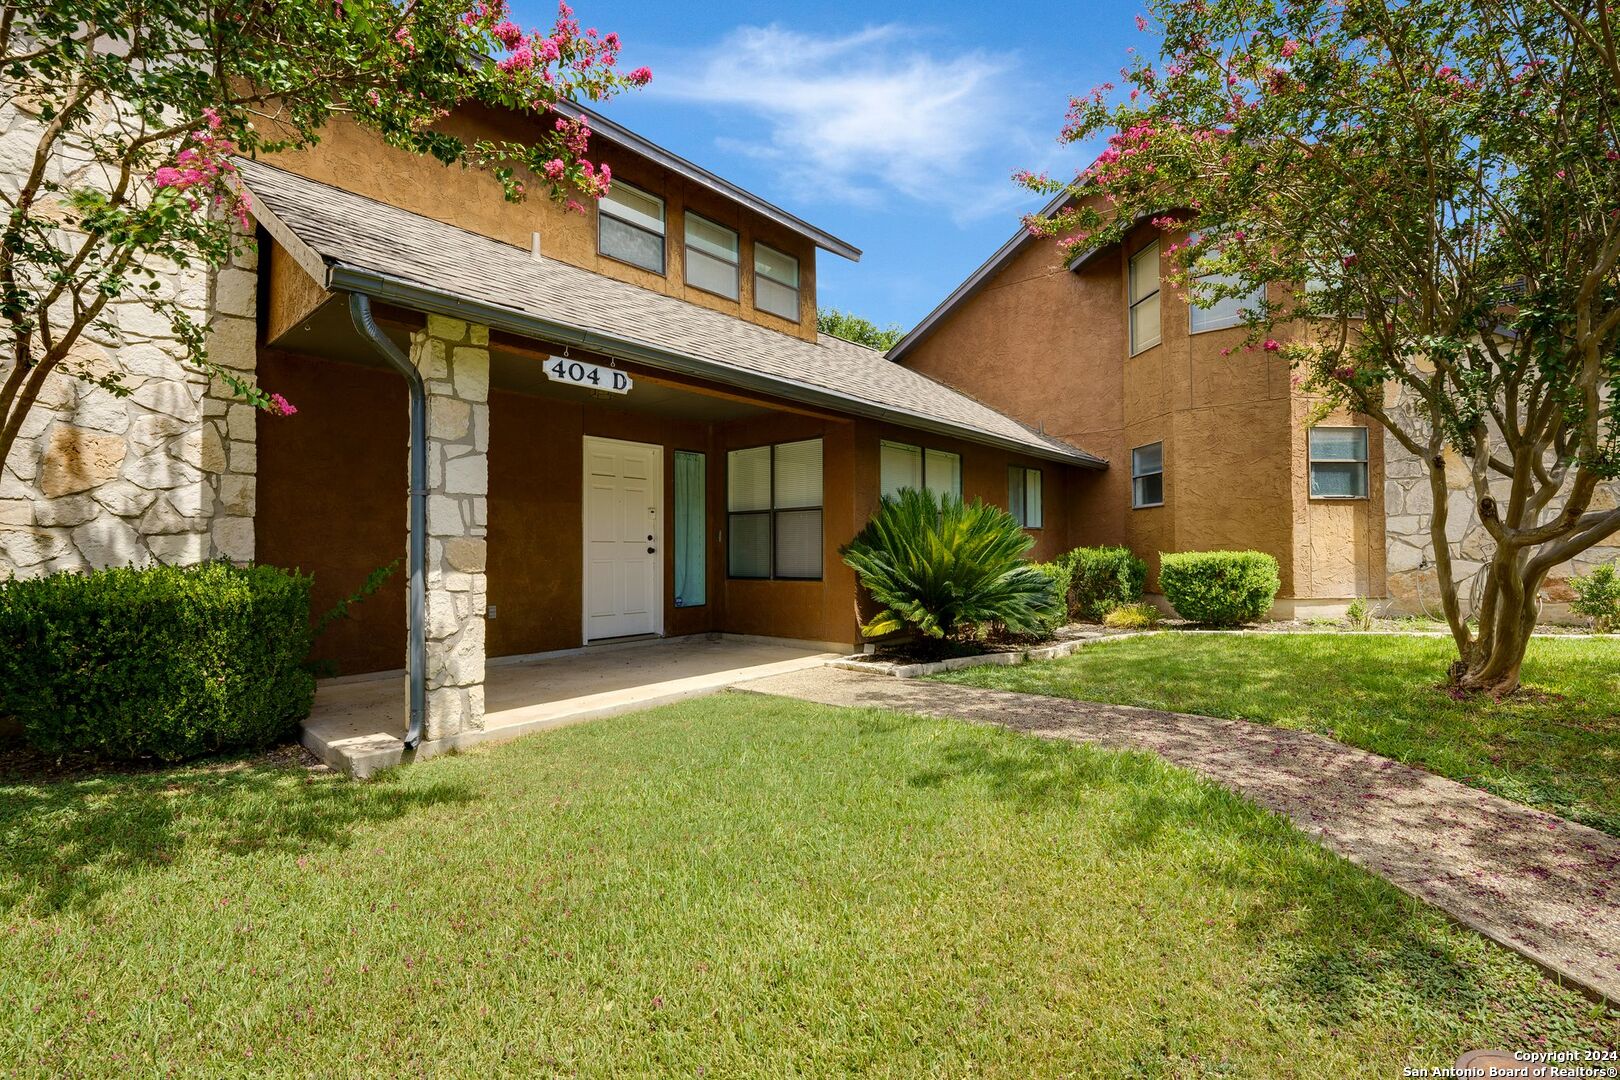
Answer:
348, 293, 428, 750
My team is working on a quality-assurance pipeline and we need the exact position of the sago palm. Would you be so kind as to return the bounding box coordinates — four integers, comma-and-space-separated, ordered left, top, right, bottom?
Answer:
841, 488, 1060, 641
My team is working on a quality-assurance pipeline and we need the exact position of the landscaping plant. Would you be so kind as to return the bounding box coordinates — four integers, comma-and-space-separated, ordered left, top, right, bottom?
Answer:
1158, 551, 1281, 626
1346, 597, 1375, 632
0, 1, 648, 478
0, 562, 316, 760
1570, 562, 1620, 632
1102, 602, 1164, 630
842, 488, 1062, 644
1061, 545, 1149, 620
1022, 0, 1620, 693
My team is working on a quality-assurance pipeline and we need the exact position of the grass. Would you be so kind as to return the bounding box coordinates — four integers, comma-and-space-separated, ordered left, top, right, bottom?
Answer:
0, 695, 1613, 1076
934, 633, 1620, 836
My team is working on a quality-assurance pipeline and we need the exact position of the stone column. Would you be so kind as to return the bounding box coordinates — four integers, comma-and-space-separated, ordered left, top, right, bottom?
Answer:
410, 315, 489, 742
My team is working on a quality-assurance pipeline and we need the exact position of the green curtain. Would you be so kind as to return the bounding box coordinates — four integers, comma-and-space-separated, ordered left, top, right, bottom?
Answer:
674, 451, 706, 607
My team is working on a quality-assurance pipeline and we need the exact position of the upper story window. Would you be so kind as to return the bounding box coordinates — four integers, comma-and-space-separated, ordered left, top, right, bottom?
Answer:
1132, 442, 1164, 508
879, 441, 962, 500
1190, 273, 1265, 334
684, 213, 739, 300
1008, 466, 1043, 528
1128, 241, 1161, 355
1308, 427, 1369, 499
727, 438, 823, 580
755, 243, 801, 321
599, 182, 665, 274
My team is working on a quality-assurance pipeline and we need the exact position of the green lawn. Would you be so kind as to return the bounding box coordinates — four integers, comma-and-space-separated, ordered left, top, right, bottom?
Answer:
1, 694, 1612, 1076
935, 633, 1620, 836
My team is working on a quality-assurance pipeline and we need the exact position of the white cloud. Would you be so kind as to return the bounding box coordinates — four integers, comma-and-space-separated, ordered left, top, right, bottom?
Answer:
650, 24, 1059, 221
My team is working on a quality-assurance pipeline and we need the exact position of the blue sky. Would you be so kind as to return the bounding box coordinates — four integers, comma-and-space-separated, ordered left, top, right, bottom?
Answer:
511, 0, 1146, 332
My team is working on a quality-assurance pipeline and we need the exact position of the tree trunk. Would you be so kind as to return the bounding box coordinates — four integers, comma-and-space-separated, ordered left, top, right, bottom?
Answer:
1448, 567, 1544, 696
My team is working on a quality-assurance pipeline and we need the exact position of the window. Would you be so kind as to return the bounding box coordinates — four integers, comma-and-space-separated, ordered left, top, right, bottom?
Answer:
879, 440, 962, 500
1189, 273, 1265, 333
1308, 427, 1369, 499
754, 243, 800, 321
598, 182, 665, 273
1008, 466, 1043, 528
684, 213, 739, 299
1132, 442, 1164, 508
727, 439, 823, 579
1129, 241, 1161, 354
674, 451, 706, 607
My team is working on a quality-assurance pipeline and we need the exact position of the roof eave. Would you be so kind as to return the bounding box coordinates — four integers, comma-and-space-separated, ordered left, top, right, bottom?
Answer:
556, 101, 862, 263
324, 261, 1102, 468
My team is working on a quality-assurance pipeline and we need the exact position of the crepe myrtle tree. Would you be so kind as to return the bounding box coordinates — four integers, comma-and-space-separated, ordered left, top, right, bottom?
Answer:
0, 0, 650, 477
1023, 0, 1620, 694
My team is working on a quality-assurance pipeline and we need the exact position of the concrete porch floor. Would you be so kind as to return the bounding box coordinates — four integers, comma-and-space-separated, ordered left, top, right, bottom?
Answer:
302, 635, 841, 777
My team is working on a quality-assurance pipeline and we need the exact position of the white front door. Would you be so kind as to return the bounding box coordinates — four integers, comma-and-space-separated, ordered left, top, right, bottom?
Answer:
583, 436, 663, 641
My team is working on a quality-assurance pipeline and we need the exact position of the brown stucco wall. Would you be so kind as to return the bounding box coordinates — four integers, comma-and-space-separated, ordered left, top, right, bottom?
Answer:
900, 217, 1384, 602
254, 350, 407, 677
262, 104, 820, 340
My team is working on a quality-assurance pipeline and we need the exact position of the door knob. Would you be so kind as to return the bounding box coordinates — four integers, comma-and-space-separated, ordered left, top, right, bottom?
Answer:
647, 546, 656, 554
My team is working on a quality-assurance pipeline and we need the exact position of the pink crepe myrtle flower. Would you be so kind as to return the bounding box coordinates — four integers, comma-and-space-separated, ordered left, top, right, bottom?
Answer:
542, 158, 566, 180
627, 65, 652, 86
1135, 14, 1149, 30
1263, 338, 1280, 352
1280, 39, 1300, 58
491, 20, 523, 49
267, 393, 298, 416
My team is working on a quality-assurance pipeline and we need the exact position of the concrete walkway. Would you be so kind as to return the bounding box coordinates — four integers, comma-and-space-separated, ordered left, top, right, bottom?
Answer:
740, 667, 1620, 1005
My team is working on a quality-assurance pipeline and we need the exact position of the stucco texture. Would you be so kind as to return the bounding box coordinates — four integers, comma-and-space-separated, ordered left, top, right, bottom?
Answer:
900, 217, 1386, 603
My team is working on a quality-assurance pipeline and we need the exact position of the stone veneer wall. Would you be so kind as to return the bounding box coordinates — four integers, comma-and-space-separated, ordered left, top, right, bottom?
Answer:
1382, 396, 1620, 620
412, 315, 490, 743
0, 101, 257, 580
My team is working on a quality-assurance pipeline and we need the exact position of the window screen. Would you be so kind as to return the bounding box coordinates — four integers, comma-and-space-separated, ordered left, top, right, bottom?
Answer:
674, 451, 706, 607
599, 183, 666, 273
1132, 442, 1164, 508
684, 213, 739, 299
1308, 427, 1369, 498
727, 439, 824, 579
880, 440, 961, 501
1129, 241, 1161, 354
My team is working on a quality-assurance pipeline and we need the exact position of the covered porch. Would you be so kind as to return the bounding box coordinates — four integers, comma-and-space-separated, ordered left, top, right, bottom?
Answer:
301, 635, 839, 777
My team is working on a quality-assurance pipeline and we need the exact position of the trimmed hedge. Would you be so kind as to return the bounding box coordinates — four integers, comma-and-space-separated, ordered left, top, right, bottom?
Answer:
1060, 546, 1148, 620
0, 562, 317, 761
1158, 551, 1281, 626
1030, 558, 1076, 632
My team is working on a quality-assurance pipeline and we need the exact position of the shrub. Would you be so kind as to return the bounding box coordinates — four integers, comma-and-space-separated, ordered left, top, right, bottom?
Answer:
1029, 559, 1076, 632
1102, 602, 1162, 629
842, 488, 1061, 641
1570, 562, 1620, 633
1060, 545, 1148, 620
1158, 550, 1281, 626
0, 562, 317, 761
1346, 597, 1373, 632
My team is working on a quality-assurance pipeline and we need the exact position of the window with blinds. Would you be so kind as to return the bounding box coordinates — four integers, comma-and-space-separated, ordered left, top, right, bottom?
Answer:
599, 182, 666, 274
1308, 427, 1369, 499
1132, 442, 1164, 508
754, 243, 800, 321
727, 438, 823, 579
1189, 272, 1264, 333
879, 440, 962, 501
1129, 241, 1161, 354
684, 213, 739, 299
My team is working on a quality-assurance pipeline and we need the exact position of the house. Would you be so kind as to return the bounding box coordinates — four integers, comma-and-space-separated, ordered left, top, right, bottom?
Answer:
0, 98, 1107, 762
889, 209, 1385, 618
890, 205, 1620, 620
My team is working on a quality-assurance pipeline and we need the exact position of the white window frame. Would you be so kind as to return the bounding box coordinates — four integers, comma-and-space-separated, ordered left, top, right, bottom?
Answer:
1131, 442, 1165, 509
598, 181, 666, 274
683, 211, 740, 300
1189, 274, 1265, 334
879, 440, 962, 500
1128, 241, 1162, 355
1008, 465, 1043, 529
754, 242, 801, 322
1308, 426, 1370, 500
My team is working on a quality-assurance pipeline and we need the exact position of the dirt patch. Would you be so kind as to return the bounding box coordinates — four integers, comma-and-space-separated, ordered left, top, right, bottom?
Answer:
0, 740, 326, 785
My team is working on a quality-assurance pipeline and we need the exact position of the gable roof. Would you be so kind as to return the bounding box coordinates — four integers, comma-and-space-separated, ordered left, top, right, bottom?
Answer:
556, 101, 861, 263
885, 191, 1069, 363
237, 161, 1103, 467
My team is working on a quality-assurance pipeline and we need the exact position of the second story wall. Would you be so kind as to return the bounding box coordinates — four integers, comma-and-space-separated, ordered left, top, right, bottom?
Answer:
262, 104, 821, 340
